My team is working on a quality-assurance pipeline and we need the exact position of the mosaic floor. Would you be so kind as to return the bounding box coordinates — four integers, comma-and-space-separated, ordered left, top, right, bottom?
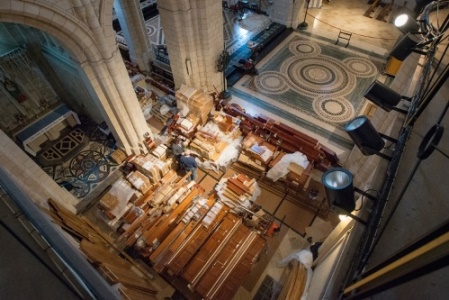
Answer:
40, 117, 119, 199
37, 127, 88, 166
232, 31, 388, 150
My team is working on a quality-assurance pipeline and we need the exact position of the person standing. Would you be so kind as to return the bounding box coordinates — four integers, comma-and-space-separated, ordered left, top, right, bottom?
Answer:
171, 137, 185, 158
179, 150, 198, 181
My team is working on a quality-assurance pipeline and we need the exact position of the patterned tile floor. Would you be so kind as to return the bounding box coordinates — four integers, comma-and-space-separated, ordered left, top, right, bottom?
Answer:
40, 117, 119, 200
227, 0, 401, 164
231, 31, 387, 152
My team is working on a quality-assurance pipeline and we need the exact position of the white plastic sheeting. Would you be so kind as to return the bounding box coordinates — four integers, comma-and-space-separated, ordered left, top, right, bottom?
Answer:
195, 121, 243, 169
266, 151, 309, 181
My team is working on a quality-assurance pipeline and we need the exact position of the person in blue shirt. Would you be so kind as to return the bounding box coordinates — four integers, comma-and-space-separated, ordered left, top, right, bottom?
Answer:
179, 150, 198, 181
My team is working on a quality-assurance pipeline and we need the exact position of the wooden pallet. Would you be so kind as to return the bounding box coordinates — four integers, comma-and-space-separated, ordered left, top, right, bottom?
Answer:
150, 101, 173, 125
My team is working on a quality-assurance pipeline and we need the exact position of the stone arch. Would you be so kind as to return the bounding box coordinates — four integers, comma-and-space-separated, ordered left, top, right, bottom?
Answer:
0, 0, 149, 154
0, 0, 119, 65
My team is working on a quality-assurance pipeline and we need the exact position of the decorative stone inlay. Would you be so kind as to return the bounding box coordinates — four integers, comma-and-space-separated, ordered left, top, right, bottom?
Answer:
41, 148, 63, 161
343, 57, 378, 78
281, 55, 357, 98
54, 136, 78, 156
145, 25, 156, 36
70, 150, 111, 183
313, 95, 355, 123
253, 71, 290, 94
288, 40, 321, 56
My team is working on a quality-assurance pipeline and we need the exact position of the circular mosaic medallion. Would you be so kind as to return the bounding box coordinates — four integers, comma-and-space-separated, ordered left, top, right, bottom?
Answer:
343, 57, 378, 78
146, 25, 156, 36
313, 96, 355, 123
70, 150, 110, 183
253, 72, 290, 94
281, 55, 356, 98
289, 40, 321, 56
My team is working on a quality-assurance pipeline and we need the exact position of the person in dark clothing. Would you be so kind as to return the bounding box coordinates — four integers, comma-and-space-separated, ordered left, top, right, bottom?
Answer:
310, 241, 323, 261
179, 150, 198, 181
171, 137, 184, 158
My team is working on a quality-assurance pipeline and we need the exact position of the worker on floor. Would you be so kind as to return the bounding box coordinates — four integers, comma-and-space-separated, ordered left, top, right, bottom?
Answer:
179, 150, 198, 181
171, 137, 185, 159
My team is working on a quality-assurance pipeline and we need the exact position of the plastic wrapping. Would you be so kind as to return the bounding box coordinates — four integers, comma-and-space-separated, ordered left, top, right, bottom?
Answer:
109, 178, 135, 202
215, 136, 243, 167
266, 151, 310, 182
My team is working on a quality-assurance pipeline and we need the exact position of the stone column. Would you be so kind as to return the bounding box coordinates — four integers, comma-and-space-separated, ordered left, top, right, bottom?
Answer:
270, 0, 304, 29
79, 0, 150, 154
114, 0, 154, 72
157, 0, 223, 93
0, 130, 79, 213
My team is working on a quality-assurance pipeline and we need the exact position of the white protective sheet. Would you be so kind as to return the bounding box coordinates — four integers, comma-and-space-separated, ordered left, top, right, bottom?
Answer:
192, 121, 242, 170
266, 151, 309, 182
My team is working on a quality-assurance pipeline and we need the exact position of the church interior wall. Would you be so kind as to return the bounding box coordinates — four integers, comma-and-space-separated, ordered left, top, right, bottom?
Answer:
42, 47, 104, 124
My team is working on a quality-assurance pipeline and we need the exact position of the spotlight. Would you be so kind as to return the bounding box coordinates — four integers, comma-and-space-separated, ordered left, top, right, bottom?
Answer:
322, 168, 377, 225
364, 81, 411, 114
322, 168, 355, 213
345, 116, 385, 156
394, 14, 420, 34
390, 33, 422, 62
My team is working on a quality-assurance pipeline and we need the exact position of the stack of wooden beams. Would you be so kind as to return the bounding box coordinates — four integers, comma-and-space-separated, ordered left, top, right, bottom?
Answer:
126, 170, 152, 193
150, 144, 168, 161
120, 171, 194, 246
41, 199, 158, 299
81, 240, 158, 299
212, 111, 235, 133
190, 134, 228, 161
135, 185, 204, 257
149, 195, 217, 269
172, 113, 200, 138
150, 101, 173, 125
183, 222, 267, 300
166, 212, 242, 276
43, 199, 108, 244
277, 260, 307, 300
175, 84, 214, 125
121, 178, 205, 254
220, 173, 257, 204
152, 199, 231, 273
131, 154, 170, 184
